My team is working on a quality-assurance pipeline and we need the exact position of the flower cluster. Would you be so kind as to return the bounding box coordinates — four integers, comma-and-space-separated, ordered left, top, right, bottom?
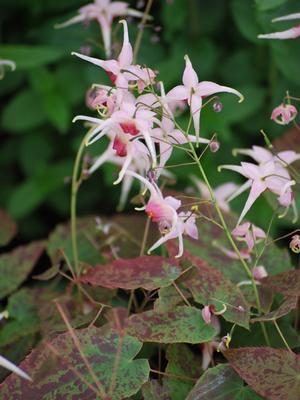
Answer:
72, 20, 244, 257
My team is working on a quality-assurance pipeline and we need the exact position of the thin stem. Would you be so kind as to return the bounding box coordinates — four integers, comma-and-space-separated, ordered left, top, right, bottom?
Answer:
172, 282, 191, 307
150, 368, 197, 383
71, 133, 90, 276
273, 320, 292, 352
140, 216, 151, 256
133, 0, 154, 63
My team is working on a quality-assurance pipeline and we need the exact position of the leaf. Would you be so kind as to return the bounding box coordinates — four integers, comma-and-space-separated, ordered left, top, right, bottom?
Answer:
126, 306, 217, 344
230, 0, 261, 43
262, 269, 300, 296
1, 89, 46, 133
164, 344, 202, 400
0, 45, 64, 69
142, 380, 171, 400
179, 252, 250, 328
240, 285, 273, 314
154, 285, 189, 312
251, 296, 298, 322
255, 0, 287, 11
224, 347, 300, 400
186, 364, 263, 400
0, 241, 44, 300
80, 256, 181, 291
0, 327, 150, 400
0, 209, 17, 246
271, 41, 300, 85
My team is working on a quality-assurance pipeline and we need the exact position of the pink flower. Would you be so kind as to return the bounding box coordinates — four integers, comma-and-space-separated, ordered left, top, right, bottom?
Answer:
86, 85, 117, 114
202, 305, 212, 324
233, 145, 300, 167
191, 177, 239, 213
258, 12, 300, 40
125, 171, 199, 257
252, 266, 268, 281
289, 235, 300, 253
219, 160, 296, 225
201, 316, 220, 370
232, 222, 266, 253
271, 103, 297, 125
56, 0, 147, 57
72, 20, 155, 91
167, 55, 243, 142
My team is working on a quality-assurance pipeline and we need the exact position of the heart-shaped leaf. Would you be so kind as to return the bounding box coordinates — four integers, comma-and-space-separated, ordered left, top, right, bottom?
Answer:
0, 327, 150, 400
80, 256, 181, 290
224, 347, 300, 400
262, 270, 300, 296
0, 209, 17, 246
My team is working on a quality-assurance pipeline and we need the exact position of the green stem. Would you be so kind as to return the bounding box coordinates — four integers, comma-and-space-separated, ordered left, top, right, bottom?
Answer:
188, 143, 271, 345
71, 133, 89, 276
273, 320, 292, 352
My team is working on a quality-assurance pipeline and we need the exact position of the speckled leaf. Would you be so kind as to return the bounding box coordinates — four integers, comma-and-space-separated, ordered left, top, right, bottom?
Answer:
80, 256, 181, 290
154, 285, 189, 312
186, 364, 263, 400
225, 347, 300, 400
0, 327, 150, 400
240, 285, 273, 314
0, 210, 17, 246
180, 252, 250, 329
142, 380, 171, 400
262, 270, 300, 296
126, 306, 217, 343
251, 296, 298, 322
0, 241, 44, 300
164, 344, 202, 400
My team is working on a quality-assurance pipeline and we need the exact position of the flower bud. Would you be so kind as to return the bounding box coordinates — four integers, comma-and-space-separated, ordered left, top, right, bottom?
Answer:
213, 101, 223, 113
253, 266, 268, 280
209, 140, 220, 153
289, 234, 300, 253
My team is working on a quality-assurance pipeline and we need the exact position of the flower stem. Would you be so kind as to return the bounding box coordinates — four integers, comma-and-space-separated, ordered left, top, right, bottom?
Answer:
71, 134, 89, 276
273, 320, 292, 352
133, 0, 154, 63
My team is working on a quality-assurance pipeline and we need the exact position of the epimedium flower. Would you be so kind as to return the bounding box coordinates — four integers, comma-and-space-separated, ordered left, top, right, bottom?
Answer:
258, 12, 300, 40
271, 103, 298, 125
125, 171, 199, 257
167, 55, 243, 142
219, 160, 296, 225
233, 145, 300, 167
232, 222, 266, 253
0, 59, 16, 79
56, 0, 148, 57
289, 234, 300, 253
72, 20, 156, 91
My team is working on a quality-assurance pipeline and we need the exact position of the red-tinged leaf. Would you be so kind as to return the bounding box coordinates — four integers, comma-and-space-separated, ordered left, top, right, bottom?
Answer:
0, 209, 17, 246
240, 285, 273, 314
80, 256, 181, 291
154, 285, 190, 312
186, 364, 263, 400
142, 380, 171, 400
224, 347, 300, 400
164, 344, 201, 400
180, 252, 250, 329
126, 306, 217, 344
251, 296, 298, 323
262, 270, 300, 296
0, 241, 44, 300
0, 327, 150, 400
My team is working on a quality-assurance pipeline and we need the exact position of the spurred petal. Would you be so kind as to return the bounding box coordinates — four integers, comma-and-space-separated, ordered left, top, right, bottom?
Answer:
182, 55, 199, 88
258, 25, 300, 40
118, 20, 133, 67
272, 13, 300, 22
97, 15, 112, 58
55, 14, 85, 29
196, 81, 244, 102
167, 85, 189, 101
72, 52, 106, 69
237, 180, 266, 225
189, 94, 202, 140
0, 355, 31, 381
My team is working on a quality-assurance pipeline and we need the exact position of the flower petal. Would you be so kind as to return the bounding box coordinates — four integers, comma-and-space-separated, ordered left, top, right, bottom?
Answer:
197, 81, 244, 102
182, 55, 199, 88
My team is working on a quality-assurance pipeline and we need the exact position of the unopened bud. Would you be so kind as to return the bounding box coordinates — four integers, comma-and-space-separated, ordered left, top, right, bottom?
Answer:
209, 140, 220, 153
289, 235, 300, 253
213, 101, 223, 113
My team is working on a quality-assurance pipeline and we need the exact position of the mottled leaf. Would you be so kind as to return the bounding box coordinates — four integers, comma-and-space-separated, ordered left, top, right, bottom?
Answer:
240, 285, 273, 314
186, 364, 263, 400
80, 256, 181, 291
0, 210, 17, 246
0, 327, 150, 400
154, 285, 189, 312
225, 347, 300, 400
262, 270, 300, 297
0, 241, 44, 300
251, 296, 298, 322
164, 344, 201, 400
180, 253, 250, 328
126, 306, 217, 344
142, 380, 171, 400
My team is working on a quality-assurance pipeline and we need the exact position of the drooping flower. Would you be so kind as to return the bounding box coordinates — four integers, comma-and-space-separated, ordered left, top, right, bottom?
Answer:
0, 355, 31, 381
258, 12, 300, 40
86, 85, 117, 115
0, 59, 16, 79
252, 265, 268, 281
232, 222, 266, 253
271, 103, 298, 125
289, 234, 300, 253
191, 176, 239, 213
125, 171, 198, 257
201, 316, 220, 370
72, 20, 155, 91
167, 55, 243, 142
56, 0, 148, 57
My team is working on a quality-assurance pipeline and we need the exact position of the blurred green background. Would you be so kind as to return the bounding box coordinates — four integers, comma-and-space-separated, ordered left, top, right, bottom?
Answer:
1, 0, 300, 242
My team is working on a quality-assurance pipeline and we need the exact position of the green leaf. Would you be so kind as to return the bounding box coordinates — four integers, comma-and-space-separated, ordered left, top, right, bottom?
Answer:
251, 296, 297, 322
255, 0, 287, 11
1, 89, 46, 133
0, 327, 150, 400
154, 285, 189, 312
225, 347, 300, 400
186, 364, 263, 400
0, 241, 44, 300
164, 344, 202, 400
80, 256, 181, 290
0, 45, 64, 69
271, 41, 300, 86
0, 209, 17, 246
126, 306, 217, 344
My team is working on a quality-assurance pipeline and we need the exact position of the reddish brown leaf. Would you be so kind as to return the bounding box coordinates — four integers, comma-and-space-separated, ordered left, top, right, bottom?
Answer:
80, 256, 181, 291
0, 209, 17, 246
224, 347, 300, 400
262, 270, 300, 296
251, 296, 298, 323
